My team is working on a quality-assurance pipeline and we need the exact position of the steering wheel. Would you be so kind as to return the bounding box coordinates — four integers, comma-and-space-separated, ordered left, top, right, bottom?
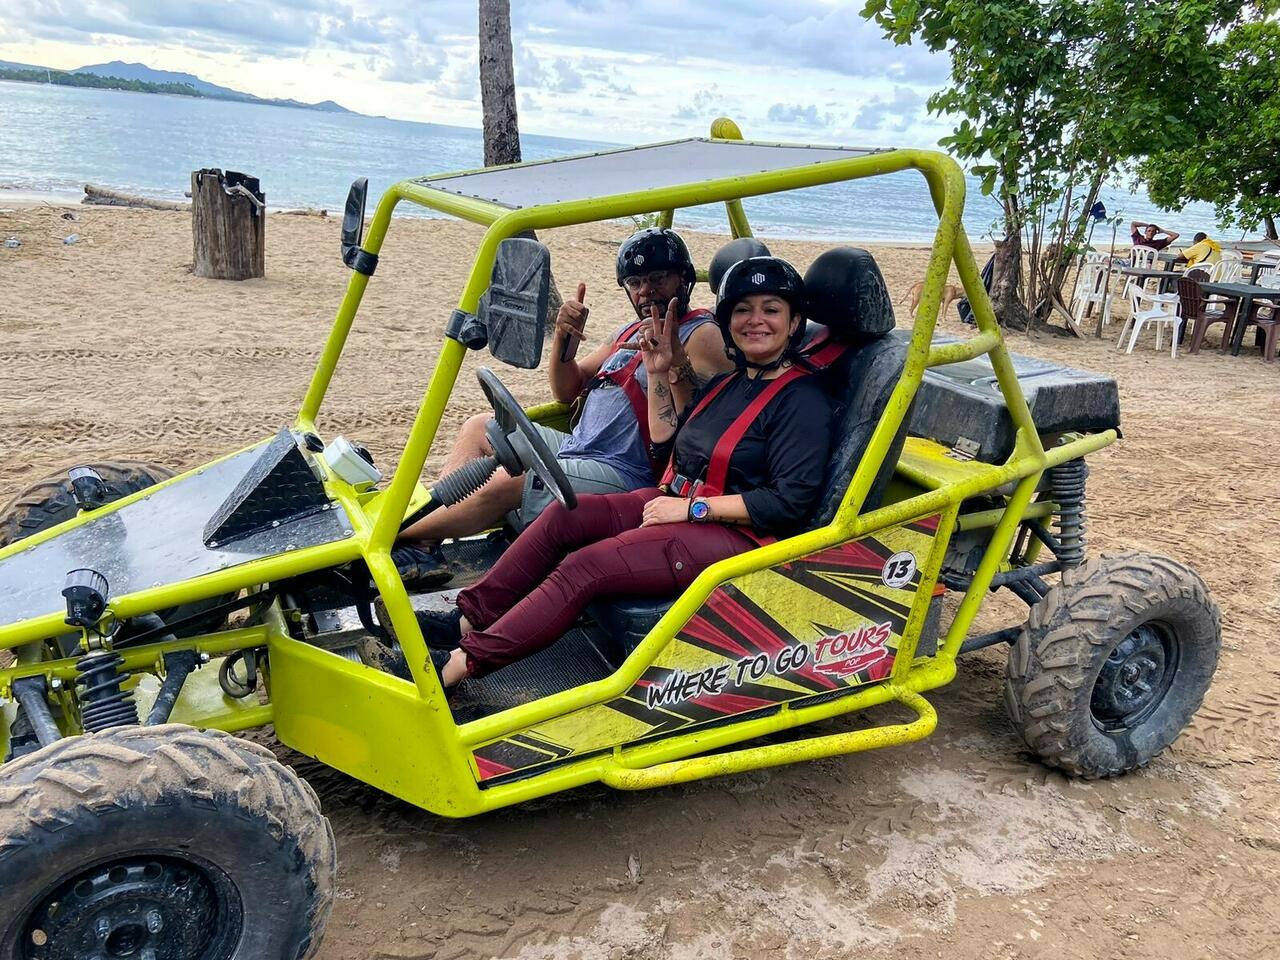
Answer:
477, 368, 577, 510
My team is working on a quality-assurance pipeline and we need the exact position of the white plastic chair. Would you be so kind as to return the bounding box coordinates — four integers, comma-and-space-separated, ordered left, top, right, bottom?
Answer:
1071, 261, 1114, 328
1217, 254, 1243, 284
1124, 245, 1163, 299
1118, 287, 1183, 357
1198, 259, 1239, 320
1251, 250, 1279, 285
1254, 269, 1280, 321
1130, 245, 1159, 268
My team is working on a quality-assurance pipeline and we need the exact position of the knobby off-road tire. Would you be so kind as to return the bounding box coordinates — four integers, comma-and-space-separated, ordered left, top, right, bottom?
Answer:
1004, 552, 1220, 778
0, 725, 336, 960
0, 461, 175, 548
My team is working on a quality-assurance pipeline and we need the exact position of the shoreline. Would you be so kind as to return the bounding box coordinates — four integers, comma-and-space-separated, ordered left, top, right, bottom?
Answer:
0, 186, 960, 249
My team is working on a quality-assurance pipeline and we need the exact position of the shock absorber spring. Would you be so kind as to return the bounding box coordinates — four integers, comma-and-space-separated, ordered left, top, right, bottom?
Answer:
75, 651, 138, 732
1048, 456, 1088, 568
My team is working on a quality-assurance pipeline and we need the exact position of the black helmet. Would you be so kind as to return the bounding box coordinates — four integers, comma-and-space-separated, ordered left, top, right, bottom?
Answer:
715, 256, 806, 367
615, 228, 697, 287
708, 236, 771, 293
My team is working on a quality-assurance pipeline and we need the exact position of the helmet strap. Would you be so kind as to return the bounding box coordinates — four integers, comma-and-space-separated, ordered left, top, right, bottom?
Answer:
738, 352, 794, 376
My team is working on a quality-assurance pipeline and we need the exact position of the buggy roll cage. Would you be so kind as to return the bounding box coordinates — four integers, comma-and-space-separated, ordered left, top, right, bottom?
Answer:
0, 118, 1117, 814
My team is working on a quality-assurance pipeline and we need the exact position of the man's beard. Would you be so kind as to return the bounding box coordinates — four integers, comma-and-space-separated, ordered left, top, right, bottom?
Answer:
633, 290, 689, 318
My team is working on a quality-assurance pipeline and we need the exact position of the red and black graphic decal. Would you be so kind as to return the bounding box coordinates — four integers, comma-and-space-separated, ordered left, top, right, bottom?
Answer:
473, 517, 941, 782
474, 732, 572, 779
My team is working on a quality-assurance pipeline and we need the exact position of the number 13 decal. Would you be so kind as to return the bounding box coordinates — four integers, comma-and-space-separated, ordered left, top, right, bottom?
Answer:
881, 551, 917, 588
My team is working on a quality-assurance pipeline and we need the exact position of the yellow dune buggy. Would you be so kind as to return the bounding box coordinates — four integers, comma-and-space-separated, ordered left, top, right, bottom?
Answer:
0, 119, 1219, 958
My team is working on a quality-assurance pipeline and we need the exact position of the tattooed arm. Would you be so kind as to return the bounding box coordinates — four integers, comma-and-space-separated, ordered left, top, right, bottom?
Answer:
683, 322, 734, 384
667, 357, 697, 412
639, 299, 688, 444
647, 370, 686, 443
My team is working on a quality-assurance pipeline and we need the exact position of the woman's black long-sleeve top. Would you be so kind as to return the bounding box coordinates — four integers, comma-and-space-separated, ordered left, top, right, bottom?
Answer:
655, 370, 834, 534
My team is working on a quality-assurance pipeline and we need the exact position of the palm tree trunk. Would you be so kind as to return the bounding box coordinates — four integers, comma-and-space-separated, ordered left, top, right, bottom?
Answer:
477, 2, 563, 337
479, 0, 521, 167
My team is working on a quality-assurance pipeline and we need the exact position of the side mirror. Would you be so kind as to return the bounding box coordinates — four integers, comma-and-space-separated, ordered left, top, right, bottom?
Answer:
341, 177, 368, 269
478, 238, 551, 369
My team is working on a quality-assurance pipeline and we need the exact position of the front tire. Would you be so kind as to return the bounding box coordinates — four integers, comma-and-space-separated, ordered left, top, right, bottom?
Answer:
0, 461, 175, 548
0, 726, 336, 959
1004, 552, 1220, 778
0, 461, 228, 638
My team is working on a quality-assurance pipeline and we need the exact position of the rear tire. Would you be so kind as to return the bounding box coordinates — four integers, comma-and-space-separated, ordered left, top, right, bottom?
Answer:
0, 725, 336, 959
1004, 552, 1220, 778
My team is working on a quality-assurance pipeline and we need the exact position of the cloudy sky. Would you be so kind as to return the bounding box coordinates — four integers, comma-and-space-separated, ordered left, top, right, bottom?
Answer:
0, 0, 954, 146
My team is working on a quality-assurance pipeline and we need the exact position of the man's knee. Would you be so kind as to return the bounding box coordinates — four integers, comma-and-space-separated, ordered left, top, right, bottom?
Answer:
460, 412, 494, 451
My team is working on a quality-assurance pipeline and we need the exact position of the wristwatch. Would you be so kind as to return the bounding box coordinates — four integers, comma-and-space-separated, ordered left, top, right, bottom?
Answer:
688, 497, 711, 523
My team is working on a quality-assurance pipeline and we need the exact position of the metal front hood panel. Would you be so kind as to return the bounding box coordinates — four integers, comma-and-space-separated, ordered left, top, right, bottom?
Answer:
0, 443, 350, 629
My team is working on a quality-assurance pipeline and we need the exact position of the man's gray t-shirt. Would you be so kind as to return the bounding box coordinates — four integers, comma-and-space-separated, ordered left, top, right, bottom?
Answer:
557, 311, 717, 489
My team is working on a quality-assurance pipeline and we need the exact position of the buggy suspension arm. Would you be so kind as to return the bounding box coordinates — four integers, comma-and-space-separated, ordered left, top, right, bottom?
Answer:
599, 687, 936, 790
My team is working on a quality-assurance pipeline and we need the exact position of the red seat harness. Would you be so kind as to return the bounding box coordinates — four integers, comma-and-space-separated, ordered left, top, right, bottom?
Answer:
577, 309, 713, 480
659, 332, 848, 544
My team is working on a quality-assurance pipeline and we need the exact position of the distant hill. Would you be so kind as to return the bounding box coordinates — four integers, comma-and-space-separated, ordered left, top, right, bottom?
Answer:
0, 58, 354, 115
75, 61, 243, 99
75, 61, 354, 114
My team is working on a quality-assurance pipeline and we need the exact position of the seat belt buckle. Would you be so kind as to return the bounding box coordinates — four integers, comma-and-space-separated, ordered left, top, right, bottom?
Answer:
667, 474, 704, 498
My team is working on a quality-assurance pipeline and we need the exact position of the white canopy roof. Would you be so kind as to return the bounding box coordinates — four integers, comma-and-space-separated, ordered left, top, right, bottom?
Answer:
414, 138, 885, 210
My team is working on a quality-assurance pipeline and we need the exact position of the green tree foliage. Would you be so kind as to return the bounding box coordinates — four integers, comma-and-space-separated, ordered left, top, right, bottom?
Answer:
862, 0, 1245, 327
0, 66, 200, 98
1142, 19, 1280, 237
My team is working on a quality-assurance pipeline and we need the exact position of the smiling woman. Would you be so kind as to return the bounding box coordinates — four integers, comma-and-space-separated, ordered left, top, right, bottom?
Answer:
716, 256, 808, 371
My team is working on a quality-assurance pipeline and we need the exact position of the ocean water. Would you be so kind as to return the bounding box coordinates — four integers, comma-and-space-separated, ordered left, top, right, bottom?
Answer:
0, 79, 1233, 244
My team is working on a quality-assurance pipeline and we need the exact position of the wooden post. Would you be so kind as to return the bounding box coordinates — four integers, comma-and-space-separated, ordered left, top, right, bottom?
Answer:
191, 169, 265, 280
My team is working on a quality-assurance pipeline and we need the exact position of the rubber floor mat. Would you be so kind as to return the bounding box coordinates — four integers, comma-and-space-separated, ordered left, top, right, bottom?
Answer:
423, 533, 509, 592
449, 626, 615, 723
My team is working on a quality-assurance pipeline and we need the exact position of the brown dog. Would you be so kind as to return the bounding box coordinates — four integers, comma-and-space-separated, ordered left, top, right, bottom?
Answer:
903, 280, 964, 320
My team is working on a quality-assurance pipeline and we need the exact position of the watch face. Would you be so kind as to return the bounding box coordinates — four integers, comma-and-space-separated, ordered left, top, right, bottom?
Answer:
690, 500, 710, 520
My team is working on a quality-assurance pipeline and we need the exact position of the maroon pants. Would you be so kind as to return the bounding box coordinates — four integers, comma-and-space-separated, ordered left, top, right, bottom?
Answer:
455, 488, 753, 677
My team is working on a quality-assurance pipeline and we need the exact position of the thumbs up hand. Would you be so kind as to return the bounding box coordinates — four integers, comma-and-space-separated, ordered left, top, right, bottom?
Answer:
555, 282, 589, 363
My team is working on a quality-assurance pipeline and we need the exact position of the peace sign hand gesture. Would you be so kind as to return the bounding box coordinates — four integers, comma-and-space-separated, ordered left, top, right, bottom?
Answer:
638, 297, 679, 377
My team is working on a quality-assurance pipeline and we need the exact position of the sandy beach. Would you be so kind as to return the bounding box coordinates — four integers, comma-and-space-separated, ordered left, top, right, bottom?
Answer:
1, 203, 1278, 959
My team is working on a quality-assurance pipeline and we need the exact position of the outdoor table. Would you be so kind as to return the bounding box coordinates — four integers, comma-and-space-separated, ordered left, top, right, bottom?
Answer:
1200, 281, 1279, 355
1157, 250, 1183, 271
1120, 266, 1180, 294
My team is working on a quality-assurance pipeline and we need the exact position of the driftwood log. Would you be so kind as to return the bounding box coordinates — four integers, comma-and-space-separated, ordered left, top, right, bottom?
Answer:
82, 184, 188, 211
191, 169, 265, 280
